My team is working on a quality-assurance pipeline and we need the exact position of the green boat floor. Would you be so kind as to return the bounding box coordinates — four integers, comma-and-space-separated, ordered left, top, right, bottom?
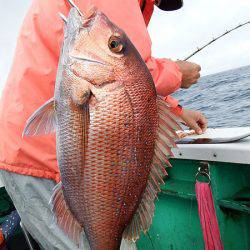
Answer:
137, 159, 250, 250
1, 159, 249, 249
161, 178, 196, 200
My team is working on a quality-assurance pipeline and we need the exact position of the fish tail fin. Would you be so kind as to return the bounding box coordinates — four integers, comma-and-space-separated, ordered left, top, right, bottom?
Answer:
123, 96, 182, 242
49, 182, 83, 246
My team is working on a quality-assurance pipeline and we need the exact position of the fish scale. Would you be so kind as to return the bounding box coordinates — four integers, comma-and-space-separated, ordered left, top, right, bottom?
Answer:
58, 105, 85, 218
23, 5, 181, 250
83, 91, 147, 248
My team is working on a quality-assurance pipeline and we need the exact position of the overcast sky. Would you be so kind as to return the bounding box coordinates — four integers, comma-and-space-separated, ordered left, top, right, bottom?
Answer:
0, 0, 249, 94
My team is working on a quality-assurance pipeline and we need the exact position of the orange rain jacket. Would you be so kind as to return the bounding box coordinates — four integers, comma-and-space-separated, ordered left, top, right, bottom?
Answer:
0, 0, 182, 182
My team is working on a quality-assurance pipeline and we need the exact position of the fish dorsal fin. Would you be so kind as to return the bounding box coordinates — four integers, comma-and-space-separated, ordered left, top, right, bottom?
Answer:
49, 182, 83, 246
123, 96, 182, 241
23, 98, 56, 137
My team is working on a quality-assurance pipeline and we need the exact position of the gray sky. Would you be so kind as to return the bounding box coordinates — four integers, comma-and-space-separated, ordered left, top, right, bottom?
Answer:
0, 0, 249, 93
149, 0, 250, 75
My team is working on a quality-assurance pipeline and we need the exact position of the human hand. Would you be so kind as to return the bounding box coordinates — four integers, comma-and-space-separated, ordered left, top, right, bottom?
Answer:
175, 60, 201, 89
180, 109, 207, 134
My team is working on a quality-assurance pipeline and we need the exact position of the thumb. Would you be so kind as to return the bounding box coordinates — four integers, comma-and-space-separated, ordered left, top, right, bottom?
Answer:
187, 120, 202, 135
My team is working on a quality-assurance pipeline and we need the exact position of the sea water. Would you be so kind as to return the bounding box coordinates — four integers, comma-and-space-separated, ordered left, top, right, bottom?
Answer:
173, 65, 250, 128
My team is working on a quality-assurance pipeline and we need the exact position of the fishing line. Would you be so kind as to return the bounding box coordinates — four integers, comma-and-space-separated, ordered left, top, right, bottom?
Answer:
183, 21, 250, 61
145, 231, 156, 250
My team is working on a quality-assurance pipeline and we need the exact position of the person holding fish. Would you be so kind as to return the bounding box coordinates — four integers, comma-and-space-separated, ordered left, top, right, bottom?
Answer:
0, 0, 207, 249
143, 0, 207, 135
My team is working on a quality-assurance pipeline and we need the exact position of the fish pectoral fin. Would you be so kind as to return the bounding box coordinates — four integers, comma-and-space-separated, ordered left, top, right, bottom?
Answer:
123, 96, 183, 242
49, 182, 83, 246
22, 97, 56, 137
70, 82, 91, 106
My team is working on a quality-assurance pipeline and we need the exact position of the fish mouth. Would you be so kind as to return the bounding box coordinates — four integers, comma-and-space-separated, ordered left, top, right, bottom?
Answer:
70, 55, 105, 65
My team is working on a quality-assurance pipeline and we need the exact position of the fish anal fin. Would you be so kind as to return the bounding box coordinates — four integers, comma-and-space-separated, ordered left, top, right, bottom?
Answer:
23, 98, 56, 137
49, 182, 83, 246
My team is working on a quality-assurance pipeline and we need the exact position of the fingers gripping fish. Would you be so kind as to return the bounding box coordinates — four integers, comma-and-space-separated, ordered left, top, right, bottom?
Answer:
23, 3, 182, 250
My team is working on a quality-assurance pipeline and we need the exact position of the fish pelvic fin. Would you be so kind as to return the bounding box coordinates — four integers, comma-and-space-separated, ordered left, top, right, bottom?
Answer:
123, 96, 183, 242
22, 97, 56, 137
49, 182, 83, 246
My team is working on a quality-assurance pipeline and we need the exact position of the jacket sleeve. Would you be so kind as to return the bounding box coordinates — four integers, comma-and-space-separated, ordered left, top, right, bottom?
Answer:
145, 57, 182, 97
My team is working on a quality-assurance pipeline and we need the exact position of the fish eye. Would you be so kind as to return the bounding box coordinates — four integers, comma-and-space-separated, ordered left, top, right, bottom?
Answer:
108, 36, 125, 53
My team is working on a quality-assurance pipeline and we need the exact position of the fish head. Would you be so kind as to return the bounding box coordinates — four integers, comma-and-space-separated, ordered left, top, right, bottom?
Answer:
64, 6, 152, 95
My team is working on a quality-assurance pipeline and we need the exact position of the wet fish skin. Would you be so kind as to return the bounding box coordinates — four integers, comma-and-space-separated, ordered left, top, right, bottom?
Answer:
55, 7, 157, 250
23, 6, 181, 250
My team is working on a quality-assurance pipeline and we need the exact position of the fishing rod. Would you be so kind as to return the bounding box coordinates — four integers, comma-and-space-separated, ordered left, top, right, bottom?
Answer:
184, 21, 250, 61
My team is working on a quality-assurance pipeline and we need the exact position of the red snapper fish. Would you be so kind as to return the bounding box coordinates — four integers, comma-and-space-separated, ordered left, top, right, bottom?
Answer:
23, 3, 182, 250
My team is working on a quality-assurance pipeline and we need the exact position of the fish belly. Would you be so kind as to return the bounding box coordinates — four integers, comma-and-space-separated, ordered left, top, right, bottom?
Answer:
57, 87, 157, 250
84, 92, 157, 249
